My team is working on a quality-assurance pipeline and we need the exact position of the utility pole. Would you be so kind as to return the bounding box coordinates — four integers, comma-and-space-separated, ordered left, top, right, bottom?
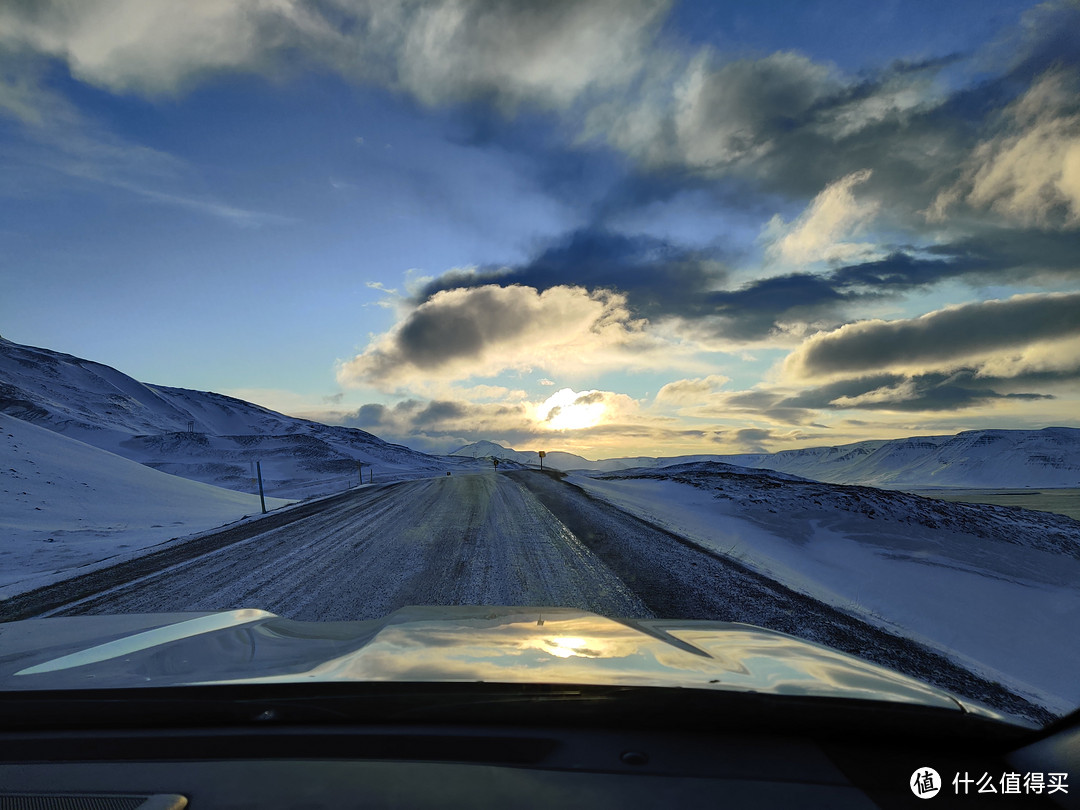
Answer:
256, 461, 267, 514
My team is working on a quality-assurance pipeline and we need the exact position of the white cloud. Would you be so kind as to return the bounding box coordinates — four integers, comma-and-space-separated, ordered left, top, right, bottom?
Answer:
764, 170, 880, 267
0, 0, 669, 110
336, 283, 684, 391
653, 374, 730, 406
930, 69, 1080, 229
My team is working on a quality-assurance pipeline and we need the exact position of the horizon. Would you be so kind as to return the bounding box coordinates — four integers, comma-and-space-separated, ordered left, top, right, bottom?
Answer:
2, 1, 1079, 457
6, 330, 1071, 462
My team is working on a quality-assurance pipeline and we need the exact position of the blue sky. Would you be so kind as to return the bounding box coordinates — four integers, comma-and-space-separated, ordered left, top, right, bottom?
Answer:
2, 0, 1078, 456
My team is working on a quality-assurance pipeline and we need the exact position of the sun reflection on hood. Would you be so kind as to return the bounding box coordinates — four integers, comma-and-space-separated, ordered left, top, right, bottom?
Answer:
0, 607, 970, 712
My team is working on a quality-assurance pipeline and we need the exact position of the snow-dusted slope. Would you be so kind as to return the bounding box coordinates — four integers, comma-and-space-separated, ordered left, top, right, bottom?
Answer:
573, 461, 1080, 714
0, 337, 458, 496
713, 428, 1080, 488
0, 413, 292, 596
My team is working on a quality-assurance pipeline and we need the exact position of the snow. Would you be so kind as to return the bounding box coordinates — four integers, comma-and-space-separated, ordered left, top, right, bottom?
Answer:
0, 413, 293, 598
1, 337, 458, 498
571, 465, 1080, 714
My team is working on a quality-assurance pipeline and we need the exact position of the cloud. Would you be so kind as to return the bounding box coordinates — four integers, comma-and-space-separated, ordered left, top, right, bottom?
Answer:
336, 283, 681, 391
764, 169, 880, 267
726, 427, 774, 453
0, 0, 669, 111
825, 373, 1054, 411
535, 387, 635, 430
332, 385, 657, 454
410, 219, 1079, 349
776, 371, 1059, 413
408, 226, 857, 344
584, 44, 969, 209
590, 49, 840, 173
784, 292, 1080, 381
932, 69, 1080, 229
0, 0, 299, 96
654, 374, 730, 405
412, 228, 729, 322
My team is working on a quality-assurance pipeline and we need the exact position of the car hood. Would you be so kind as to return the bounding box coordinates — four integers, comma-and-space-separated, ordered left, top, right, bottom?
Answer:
0, 606, 996, 715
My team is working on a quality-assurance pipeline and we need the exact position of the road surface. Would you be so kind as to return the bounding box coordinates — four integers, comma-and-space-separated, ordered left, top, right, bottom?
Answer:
11, 470, 1051, 720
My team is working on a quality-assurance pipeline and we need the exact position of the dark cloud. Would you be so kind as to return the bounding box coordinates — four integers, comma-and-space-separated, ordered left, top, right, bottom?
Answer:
777, 370, 1058, 413
789, 293, 1080, 378
414, 400, 469, 425
414, 228, 727, 320
731, 427, 774, 452
574, 391, 605, 405
414, 227, 857, 341
395, 286, 536, 369
409, 219, 1078, 344
346, 403, 387, 427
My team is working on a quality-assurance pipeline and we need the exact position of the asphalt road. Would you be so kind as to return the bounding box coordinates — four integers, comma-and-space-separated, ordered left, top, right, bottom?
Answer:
15, 469, 1052, 721
40, 472, 650, 621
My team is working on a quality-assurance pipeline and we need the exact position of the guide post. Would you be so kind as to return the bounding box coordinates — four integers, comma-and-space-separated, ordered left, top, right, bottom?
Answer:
256, 460, 267, 514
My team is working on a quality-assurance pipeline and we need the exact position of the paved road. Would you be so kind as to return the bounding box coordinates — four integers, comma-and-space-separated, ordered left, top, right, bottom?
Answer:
43, 472, 650, 621
21, 469, 1051, 721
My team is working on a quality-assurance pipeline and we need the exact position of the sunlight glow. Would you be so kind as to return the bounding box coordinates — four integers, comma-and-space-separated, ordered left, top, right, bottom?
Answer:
539, 636, 602, 659
538, 388, 606, 431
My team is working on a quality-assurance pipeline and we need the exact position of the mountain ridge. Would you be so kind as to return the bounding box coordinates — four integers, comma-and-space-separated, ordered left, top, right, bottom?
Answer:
452, 426, 1080, 488
0, 337, 459, 497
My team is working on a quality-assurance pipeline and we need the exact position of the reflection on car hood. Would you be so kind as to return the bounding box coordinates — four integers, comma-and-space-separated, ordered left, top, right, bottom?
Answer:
0, 606, 983, 712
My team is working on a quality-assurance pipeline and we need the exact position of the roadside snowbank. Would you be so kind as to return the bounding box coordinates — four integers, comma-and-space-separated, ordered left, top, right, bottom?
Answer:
571, 467, 1080, 715
0, 413, 293, 597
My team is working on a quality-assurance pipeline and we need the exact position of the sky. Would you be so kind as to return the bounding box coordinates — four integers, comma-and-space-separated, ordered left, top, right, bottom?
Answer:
2, 0, 1079, 458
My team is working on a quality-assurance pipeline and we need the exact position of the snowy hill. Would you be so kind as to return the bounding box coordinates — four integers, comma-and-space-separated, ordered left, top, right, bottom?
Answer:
0, 337, 459, 497
0, 413, 292, 597
573, 461, 1080, 714
457, 428, 1080, 488
714, 428, 1080, 488
451, 440, 536, 463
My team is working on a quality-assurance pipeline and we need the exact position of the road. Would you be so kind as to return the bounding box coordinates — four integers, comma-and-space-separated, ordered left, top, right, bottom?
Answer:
41, 472, 650, 621
14, 470, 1051, 720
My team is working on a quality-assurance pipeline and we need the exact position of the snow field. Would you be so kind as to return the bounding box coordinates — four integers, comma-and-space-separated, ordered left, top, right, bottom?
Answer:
572, 471, 1080, 715
0, 413, 293, 598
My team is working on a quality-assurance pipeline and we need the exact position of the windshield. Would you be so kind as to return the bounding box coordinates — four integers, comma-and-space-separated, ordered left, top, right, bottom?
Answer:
1, 0, 1079, 736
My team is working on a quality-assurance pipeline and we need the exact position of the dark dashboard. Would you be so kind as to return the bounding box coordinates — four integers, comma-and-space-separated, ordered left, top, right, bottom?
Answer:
1, 683, 1076, 809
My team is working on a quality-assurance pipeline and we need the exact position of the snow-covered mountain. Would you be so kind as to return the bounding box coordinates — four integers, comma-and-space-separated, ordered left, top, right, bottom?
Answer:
715, 429, 1080, 488
0, 337, 461, 497
456, 428, 1080, 488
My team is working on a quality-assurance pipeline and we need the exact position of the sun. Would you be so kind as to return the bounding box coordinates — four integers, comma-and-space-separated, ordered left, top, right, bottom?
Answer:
538, 388, 607, 431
